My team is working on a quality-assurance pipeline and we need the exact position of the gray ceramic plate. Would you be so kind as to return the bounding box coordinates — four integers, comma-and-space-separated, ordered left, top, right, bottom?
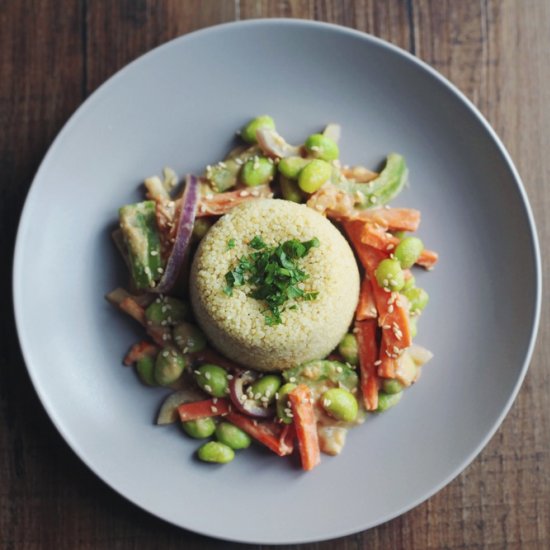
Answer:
13, 20, 541, 544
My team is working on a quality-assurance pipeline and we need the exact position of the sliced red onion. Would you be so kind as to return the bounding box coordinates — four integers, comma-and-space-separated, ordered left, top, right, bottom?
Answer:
229, 370, 274, 418
256, 128, 301, 158
151, 174, 199, 294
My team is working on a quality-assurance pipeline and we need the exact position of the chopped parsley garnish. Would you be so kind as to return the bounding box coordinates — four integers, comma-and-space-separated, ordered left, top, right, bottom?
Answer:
224, 235, 320, 325
227, 238, 236, 250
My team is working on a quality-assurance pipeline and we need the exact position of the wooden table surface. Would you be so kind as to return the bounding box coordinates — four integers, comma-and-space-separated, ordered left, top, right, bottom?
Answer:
1, 1, 549, 548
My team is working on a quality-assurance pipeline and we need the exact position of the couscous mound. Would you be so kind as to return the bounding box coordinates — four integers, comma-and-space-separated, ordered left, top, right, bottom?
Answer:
190, 199, 359, 371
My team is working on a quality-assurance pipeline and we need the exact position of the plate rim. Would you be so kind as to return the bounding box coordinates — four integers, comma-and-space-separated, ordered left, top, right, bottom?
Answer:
12, 18, 542, 545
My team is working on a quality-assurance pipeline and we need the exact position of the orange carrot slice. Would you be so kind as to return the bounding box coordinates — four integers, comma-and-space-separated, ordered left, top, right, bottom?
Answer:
177, 398, 231, 421
288, 385, 321, 471
355, 319, 380, 410
356, 276, 377, 320
226, 412, 294, 456
377, 334, 398, 378
417, 248, 439, 269
355, 208, 421, 232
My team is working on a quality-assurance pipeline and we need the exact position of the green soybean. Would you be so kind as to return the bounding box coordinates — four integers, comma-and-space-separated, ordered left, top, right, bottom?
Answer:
276, 383, 297, 424
249, 375, 282, 405
395, 237, 424, 269
194, 364, 229, 397
375, 259, 405, 291
241, 156, 276, 186
215, 422, 251, 450
173, 322, 207, 353
280, 176, 306, 203
321, 388, 358, 423
305, 133, 339, 161
298, 159, 332, 193
146, 297, 188, 326
278, 156, 310, 179
241, 115, 275, 144
182, 417, 216, 439
154, 348, 186, 386
338, 333, 359, 366
403, 287, 429, 315
382, 379, 404, 394
136, 355, 156, 386
376, 391, 403, 412
197, 441, 235, 464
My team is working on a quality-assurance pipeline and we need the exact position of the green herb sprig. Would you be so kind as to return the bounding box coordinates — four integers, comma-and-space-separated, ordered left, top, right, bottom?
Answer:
224, 236, 320, 325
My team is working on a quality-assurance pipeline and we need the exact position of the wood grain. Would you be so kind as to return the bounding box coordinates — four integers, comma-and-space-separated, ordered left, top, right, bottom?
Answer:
1, 1, 548, 548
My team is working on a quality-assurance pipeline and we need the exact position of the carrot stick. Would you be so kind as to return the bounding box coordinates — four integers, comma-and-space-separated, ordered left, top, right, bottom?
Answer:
177, 398, 231, 422
356, 276, 377, 320
343, 220, 387, 272
288, 385, 321, 471
417, 248, 439, 269
123, 341, 158, 366
360, 222, 399, 251
226, 412, 294, 456
354, 208, 421, 232
377, 334, 398, 378
355, 320, 380, 410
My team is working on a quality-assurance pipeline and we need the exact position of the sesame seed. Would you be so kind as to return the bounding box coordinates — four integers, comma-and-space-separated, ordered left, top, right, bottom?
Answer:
150, 250, 158, 256
374, 359, 382, 366
226, 374, 234, 380
199, 204, 207, 213
212, 397, 218, 403
239, 190, 250, 197
162, 350, 169, 357
289, 377, 297, 383
204, 372, 211, 380
204, 384, 212, 393
219, 162, 226, 168
386, 244, 394, 250
211, 406, 218, 413
388, 305, 394, 313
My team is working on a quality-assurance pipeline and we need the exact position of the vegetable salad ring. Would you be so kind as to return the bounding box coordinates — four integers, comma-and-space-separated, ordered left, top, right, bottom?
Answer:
107, 116, 438, 471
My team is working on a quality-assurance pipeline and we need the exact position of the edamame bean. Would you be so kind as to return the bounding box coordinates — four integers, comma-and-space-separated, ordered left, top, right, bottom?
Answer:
375, 259, 405, 291
241, 115, 275, 144
376, 391, 403, 412
173, 322, 207, 353
382, 378, 404, 394
338, 333, 359, 366
215, 422, 251, 450
249, 374, 282, 405
154, 347, 186, 386
182, 417, 216, 439
280, 176, 306, 203
298, 159, 332, 193
276, 383, 297, 424
402, 274, 416, 291
197, 441, 235, 464
194, 364, 229, 397
278, 156, 310, 179
136, 355, 156, 386
146, 297, 188, 326
403, 287, 429, 315
321, 388, 358, 423
395, 237, 424, 269
241, 156, 275, 186
192, 218, 214, 240
305, 133, 339, 161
